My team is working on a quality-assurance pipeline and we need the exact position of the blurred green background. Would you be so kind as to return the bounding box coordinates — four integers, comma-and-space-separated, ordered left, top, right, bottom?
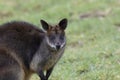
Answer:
0, 0, 120, 80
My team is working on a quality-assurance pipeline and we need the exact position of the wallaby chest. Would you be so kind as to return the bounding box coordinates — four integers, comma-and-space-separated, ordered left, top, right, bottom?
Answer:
43, 48, 65, 70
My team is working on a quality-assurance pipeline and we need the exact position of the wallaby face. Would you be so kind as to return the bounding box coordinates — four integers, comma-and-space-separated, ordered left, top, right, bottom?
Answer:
41, 19, 67, 51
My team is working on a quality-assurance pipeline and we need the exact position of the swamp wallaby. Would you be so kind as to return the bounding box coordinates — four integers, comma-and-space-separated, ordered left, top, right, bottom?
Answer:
0, 18, 68, 80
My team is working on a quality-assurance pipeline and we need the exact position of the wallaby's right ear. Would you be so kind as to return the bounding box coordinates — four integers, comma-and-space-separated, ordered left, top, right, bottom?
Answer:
58, 18, 68, 30
40, 20, 49, 31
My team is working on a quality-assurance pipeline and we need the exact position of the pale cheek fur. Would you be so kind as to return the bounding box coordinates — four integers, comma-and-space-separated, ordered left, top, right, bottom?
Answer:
61, 37, 66, 48
61, 41, 66, 48
46, 37, 56, 49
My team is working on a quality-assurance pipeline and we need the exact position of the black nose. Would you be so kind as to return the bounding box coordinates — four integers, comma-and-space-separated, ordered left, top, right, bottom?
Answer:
56, 45, 61, 50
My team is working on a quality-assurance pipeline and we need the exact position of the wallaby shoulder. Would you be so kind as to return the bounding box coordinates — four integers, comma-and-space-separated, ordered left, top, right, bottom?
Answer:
0, 21, 45, 70
0, 21, 45, 49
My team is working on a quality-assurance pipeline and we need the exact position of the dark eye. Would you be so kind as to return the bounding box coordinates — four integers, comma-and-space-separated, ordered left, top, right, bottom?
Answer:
49, 35, 55, 40
60, 35, 64, 40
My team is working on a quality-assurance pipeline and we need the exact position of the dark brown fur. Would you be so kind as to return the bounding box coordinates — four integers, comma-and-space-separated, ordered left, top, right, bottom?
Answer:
0, 48, 24, 80
0, 21, 45, 80
0, 19, 67, 80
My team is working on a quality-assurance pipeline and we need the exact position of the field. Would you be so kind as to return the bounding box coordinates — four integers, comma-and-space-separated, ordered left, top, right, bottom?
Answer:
0, 0, 120, 80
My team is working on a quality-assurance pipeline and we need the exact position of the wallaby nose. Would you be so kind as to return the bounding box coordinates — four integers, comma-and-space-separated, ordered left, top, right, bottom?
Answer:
56, 45, 61, 50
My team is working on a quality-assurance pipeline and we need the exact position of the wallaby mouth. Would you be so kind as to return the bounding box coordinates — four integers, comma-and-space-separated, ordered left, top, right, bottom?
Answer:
56, 45, 61, 50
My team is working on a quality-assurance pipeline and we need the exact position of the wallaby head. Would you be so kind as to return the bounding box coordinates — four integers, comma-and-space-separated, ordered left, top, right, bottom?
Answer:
40, 18, 67, 51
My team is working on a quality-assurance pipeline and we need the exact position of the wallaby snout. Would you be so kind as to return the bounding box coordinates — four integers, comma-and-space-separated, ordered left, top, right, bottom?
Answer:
56, 44, 61, 50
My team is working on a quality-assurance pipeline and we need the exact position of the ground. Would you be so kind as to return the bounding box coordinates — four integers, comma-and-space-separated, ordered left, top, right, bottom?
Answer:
0, 0, 120, 80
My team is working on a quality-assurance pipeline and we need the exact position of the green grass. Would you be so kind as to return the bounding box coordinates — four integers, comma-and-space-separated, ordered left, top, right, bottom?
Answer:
0, 0, 120, 80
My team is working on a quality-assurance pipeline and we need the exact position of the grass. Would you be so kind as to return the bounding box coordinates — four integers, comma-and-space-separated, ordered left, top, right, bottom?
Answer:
0, 0, 120, 80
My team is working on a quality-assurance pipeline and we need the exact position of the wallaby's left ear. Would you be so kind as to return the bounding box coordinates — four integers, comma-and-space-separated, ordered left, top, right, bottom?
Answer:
40, 20, 49, 31
58, 18, 68, 30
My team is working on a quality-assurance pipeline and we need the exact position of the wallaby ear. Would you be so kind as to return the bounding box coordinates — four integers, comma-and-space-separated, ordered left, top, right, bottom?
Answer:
58, 18, 68, 30
40, 20, 49, 31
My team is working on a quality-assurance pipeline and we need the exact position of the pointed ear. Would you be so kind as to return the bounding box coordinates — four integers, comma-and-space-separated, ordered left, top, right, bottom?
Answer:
40, 20, 49, 31
58, 18, 68, 30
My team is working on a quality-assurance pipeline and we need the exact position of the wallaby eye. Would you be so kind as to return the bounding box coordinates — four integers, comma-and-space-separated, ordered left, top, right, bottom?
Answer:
49, 35, 55, 40
60, 35, 64, 40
